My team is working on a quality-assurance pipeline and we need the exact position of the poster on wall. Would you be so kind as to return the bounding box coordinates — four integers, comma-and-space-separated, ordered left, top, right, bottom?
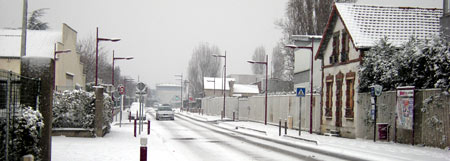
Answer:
396, 87, 415, 130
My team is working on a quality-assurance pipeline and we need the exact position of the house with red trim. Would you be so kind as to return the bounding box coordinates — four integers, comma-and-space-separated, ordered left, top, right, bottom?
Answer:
314, 3, 442, 138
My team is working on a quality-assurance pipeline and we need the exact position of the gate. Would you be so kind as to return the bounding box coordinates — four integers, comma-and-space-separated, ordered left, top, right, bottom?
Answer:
0, 70, 41, 160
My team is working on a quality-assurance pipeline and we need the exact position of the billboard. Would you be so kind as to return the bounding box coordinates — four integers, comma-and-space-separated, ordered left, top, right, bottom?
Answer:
396, 87, 415, 130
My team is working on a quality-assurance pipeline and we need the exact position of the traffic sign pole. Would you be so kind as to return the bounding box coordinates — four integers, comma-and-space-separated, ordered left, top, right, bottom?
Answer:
296, 87, 305, 136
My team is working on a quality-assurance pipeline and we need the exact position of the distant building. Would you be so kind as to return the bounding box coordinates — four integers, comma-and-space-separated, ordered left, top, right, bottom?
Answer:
227, 74, 259, 84
203, 77, 235, 97
229, 81, 259, 97
290, 35, 322, 92
155, 83, 181, 106
0, 23, 86, 91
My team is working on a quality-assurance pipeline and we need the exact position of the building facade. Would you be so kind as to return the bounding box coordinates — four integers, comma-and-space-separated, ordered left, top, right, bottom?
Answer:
0, 23, 85, 91
315, 3, 442, 138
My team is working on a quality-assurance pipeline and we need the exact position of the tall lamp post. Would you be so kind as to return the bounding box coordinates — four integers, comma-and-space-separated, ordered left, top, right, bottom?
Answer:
213, 52, 226, 120
175, 74, 183, 109
285, 37, 314, 134
247, 54, 269, 125
53, 43, 71, 89
96, 27, 120, 86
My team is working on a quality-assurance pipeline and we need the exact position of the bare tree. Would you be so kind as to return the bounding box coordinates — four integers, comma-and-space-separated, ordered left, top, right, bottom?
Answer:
251, 46, 266, 75
275, 0, 333, 81
76, 36, 112, 85
187, 43, 222, 98
271, 42, 284, 79
28, 8, 50, 30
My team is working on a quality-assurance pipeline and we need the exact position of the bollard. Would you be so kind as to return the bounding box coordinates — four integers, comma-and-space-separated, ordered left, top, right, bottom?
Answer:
285, 119, 287, 135
134, 119, 137, 137
233, 112, 235, 121
129, 112, 131, 122
147, 120, 150, 135
279, 119, 281, 136
140, 137, 148, 161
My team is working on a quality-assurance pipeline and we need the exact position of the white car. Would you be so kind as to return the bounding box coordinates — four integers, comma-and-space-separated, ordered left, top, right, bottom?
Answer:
156, 106, 174, 120
128, 102, 146, 120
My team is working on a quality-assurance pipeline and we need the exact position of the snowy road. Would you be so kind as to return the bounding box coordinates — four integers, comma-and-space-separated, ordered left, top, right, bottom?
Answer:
149, 112, 359, 161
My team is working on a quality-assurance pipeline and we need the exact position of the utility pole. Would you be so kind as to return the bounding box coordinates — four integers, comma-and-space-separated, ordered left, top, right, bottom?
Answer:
20, 0, 28, 57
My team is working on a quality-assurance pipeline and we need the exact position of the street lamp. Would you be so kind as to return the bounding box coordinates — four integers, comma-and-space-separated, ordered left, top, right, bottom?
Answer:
174, 74, 183, 109
212, 52, 226, 120
247, 54, 269, 125
53, 43, 71, 60
112, 50, 133, 87
96, 27, 120, 86
53, 43, 71, 90
285, 37, 314, 134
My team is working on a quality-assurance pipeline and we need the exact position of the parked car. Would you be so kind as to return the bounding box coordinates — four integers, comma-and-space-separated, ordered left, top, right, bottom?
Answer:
128, 102, 146, 120
156, 105, 174, 120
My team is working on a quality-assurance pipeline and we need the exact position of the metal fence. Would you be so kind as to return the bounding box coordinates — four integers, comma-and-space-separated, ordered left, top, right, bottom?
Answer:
0, 70, 41, 161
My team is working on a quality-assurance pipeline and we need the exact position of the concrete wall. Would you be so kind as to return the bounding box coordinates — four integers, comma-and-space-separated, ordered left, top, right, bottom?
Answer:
0, 57, 21, 73
357, 89, 450, 149
202, 94, 321, 133
55, 23, 86, 91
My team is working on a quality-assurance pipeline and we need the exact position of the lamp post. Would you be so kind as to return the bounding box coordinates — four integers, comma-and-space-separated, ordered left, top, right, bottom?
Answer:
175, 74, 183, 109
112, 50, 133, 102
96, 27, 120, 86
285, 37, 314, 134
247, 54, 269, 125
213, 52, 226, 120
112, 50, 133, 87
53, 43, 71, 89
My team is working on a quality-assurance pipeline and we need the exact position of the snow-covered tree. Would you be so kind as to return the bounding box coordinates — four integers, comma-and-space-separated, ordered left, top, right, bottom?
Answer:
251, 46, 266, 75
360, 36, 450, 92
28, 8, 49, 30
53, 90, 113, 132
0, 107, 43, 161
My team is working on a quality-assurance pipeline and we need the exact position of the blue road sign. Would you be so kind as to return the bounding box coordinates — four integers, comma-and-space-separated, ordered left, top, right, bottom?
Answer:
296, 88, 306, 97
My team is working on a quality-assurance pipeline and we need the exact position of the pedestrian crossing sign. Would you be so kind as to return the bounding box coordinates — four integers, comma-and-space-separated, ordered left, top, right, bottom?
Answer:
296, 87, 306, 97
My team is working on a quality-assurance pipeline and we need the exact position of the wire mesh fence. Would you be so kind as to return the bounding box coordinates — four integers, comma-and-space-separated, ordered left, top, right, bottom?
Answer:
0, 69, 41, 161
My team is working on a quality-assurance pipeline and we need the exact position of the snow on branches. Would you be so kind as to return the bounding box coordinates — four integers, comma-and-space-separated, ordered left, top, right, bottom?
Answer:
359, 36, 450, 92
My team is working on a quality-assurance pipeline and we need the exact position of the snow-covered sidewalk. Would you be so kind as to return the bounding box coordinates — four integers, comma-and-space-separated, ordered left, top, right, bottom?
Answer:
52, 112, 177, 161
179, 111, 450, 161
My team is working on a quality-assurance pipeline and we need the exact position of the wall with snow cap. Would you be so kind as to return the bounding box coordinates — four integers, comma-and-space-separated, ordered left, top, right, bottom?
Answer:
202, 94, 321, 133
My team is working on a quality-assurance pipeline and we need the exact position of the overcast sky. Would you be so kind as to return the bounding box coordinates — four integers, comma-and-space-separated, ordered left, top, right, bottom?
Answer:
0, 0, 442, 88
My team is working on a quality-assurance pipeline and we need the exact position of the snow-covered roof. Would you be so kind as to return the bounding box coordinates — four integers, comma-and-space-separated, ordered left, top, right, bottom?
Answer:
232, 84, 259, 94
336, 3, 442, 48
203, 77, 235, 91
156, 83, 181, 87
0, 29, 61, 58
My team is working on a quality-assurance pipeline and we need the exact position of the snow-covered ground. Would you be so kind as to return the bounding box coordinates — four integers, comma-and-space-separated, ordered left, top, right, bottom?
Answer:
52, 110, 449, 161
181, 111, 450, 161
